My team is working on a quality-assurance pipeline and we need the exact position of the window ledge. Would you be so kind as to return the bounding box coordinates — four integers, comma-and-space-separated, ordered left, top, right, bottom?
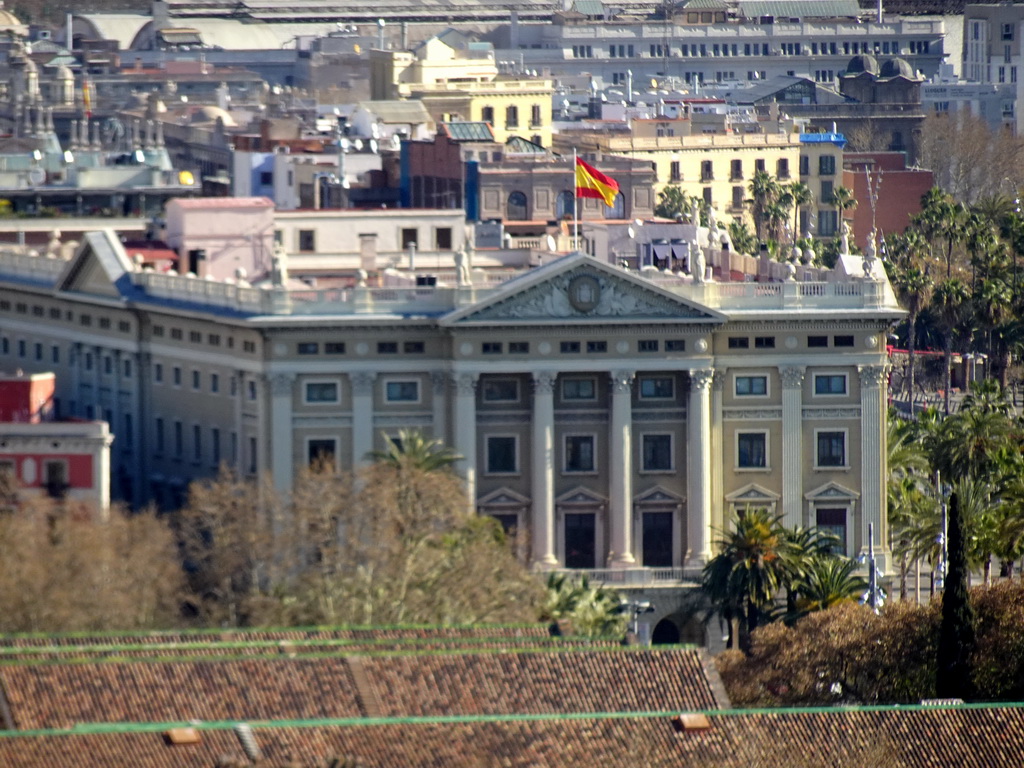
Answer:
814, 465, 851, 472
562, 470, 599, 476
735, 466, 772, 473
640, 469, 675, 475
485, 471, 521, 478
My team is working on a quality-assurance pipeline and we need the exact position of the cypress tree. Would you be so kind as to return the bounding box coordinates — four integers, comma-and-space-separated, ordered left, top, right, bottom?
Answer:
936, 491, 976, 699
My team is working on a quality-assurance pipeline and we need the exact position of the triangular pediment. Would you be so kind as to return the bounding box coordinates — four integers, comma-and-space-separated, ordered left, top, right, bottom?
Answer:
725, 483, 780, 503
56, 230, 135, 300
804, 481, 860, 501
634, 484, 685, 505
441, 252, 726, 326
477, 486, 531, 507
556, 485, 607, 506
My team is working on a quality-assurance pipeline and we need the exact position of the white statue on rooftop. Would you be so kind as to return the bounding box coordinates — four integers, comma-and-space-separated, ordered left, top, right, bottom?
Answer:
841, 218, 851, 255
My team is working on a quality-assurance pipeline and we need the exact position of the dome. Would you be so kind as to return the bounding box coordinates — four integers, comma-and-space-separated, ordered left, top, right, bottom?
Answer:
0, 9, 21, 27
880, 57, 914, 79
845, 54, 879, 76
191, 105, 236, 127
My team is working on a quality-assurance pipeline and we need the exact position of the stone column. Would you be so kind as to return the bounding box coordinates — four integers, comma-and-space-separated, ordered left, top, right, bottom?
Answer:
710, 370, 726, 533
431, 372, 448, 445
780, 365, 806, 528
350, 372, 377, 471
686, 368, 714, 568
269, 373, 295, 495
859, 364, 889, 572
532, 372, 558, 566
233, 371, 245, 473
608, 369, 636, 567
453, 372, 478, 512
133, 352, 150, 508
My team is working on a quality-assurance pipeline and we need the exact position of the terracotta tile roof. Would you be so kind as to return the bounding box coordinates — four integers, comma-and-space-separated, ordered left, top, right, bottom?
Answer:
4, 706, 1024, 767
361, 648, 720, 716
0, 657, 363, 730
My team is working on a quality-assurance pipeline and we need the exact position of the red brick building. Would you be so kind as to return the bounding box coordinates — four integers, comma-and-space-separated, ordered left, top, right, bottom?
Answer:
843, 151, 934, 248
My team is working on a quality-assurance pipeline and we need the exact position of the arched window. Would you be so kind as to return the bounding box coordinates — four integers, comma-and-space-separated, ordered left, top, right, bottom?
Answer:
507, 191, 528, 220
555, 190, 575, 219
603, 191, 625, 219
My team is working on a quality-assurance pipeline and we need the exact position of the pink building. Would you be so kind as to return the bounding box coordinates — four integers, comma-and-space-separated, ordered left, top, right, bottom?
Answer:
163, 197, 276, 281
0, 371, 113, 512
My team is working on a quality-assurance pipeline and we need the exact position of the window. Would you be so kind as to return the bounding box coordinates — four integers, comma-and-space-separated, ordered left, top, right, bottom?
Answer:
586, 340, 607, 353
808, 336, 828, 348
799, 154, 809, 176
378, 341, 398, 354
211, 373, 219, 393
51, 345, 60, 364
777, 158, 790, 179
639, 377, 674, 399
173, 366, 182, 386
486, 436, 518, 474
735, 375, 768, 396
400, 228, 418, 250
193, 424, 202, 461
816, 508, 847, 555
308, 438, 337, 467
732, 186, 744, 210
481, 105, 494, 124
174, 421, 183, 458
819, 155, 836, 175
155, 363, 163, 384
123, 359, 132, 378
170, 328, 182, 340
815, 374, 847, 395
248, 437, 258, 474
298, 230, 316, 252
34, 343, 42, 361
816, 431, 847, 467
818, 210, 838, 237
211, 428, 221, 466
297, 342, 319, 355
730, 158, 743, 180
189, 331, 201, 343
639, 339, 659, 352
531, 104, 542, 127
700, 160, 713, 181
482, 379, 518, 402
642, 434, 673, 471
43, 460, 68, 498
155, 417, 165, 453
564, 435, 596, 473
737, 431, 768, 468
248, 380, 257, 400
728, 337, 749, 349
755, 336, 775, 349
666, 339, 686, 352
755, 158, 766, 173
385, 380, 420, 402
562, 378, 596, 400
404, 341, 425, 354
305, 381, 339, 404
505, 105, 519, 128
325, 342, 346, 354
670, 161, 681, 182
192, 370, 201, 390
560, 341, 581, 353
507, 191, 528, 220
435, 227, 452, 250
834, 335, 855, 347
821, 180, 834, 205
482, 342, 503, 355
509, 341, 529, 354
703, 186, 712, 205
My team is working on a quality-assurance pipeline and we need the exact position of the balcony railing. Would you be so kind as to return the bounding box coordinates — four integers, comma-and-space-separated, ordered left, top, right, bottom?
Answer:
549, 567, 700, 586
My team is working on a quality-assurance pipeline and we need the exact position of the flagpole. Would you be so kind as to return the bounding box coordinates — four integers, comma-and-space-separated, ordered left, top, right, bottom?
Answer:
573, 148, 579, 252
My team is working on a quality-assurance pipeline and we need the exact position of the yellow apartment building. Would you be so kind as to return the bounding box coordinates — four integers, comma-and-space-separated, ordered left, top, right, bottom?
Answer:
370, 36, 554, 147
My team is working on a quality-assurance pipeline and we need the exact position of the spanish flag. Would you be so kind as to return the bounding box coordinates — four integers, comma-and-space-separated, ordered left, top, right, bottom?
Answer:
575, 157, 620, 207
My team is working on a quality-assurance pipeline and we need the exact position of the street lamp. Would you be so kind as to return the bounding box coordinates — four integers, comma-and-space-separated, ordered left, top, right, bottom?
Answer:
859, 522, 885, 613
627, 599, 655, 642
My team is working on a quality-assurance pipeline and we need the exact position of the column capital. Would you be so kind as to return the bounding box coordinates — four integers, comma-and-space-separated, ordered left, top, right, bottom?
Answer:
712, 370, 727, 392
431, 371, 448, 395
858, 364, 887, 389
350, 371, 377, 396
779, 365, 806, 389
689, 368, 714, 391
269, 372, 295, 396
609, 369, 635, 394
532, 371, 557, 395
454, 372, 478, 396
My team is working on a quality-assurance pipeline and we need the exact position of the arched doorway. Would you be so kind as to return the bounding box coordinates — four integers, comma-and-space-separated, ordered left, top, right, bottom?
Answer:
603, 191, 625, 219
556, 190, 575, 219
507, 191, 528, 220
652, 618, 681, 645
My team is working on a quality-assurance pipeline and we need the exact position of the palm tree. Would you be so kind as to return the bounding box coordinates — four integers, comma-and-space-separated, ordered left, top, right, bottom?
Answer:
976, 276, 1013, 384
915, 187, 964, 279
932, 279, 971, 414
893, 265, 933, 409
788, 557, 868, 618
369, 429, 463, 472
748, 170, 780, 242
930, 400, 1012, 481
831, 185, 858, 234
788, 181, 813, 240
702, 508, 786, 652
728, 219, 757, 255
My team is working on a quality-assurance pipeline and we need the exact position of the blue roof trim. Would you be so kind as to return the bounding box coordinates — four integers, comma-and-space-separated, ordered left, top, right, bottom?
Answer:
800, 132, 847, 148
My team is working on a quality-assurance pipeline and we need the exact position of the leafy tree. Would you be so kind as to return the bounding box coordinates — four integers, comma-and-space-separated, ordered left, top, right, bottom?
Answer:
0, 500, 184, 632
936, 490, 976, 699
540, 573, 626, 641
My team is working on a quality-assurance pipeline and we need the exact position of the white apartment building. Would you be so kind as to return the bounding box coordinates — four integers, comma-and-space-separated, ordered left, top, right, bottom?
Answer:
0, 226, 901, 575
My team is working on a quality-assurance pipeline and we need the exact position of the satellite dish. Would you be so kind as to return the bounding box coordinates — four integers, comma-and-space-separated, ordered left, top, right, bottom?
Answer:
340, 137, 350, 152
627, 226, 635, 239
371, 122, 380, 139
28, 167, 44, 185
353, 139, 364, 151
369, 138, 378, 154
391, 134, 401, 149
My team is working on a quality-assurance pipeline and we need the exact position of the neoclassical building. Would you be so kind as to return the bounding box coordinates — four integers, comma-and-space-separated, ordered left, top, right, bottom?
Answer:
0, 229, 900, 572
